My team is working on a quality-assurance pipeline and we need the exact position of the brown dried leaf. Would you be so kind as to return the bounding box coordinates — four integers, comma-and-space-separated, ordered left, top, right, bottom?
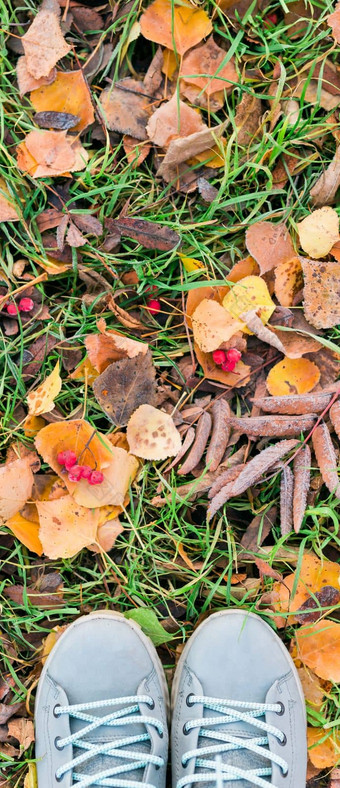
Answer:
140, 0, 212, 56
330, 399, 340, 440
253, 392, 332, 415
293, 444, 311, 533
180, 37, 237, 97
100, 80, 152, 141
0, 179, 19, 223
234, 91, 262, 146
297, 207, 339, 259
105, 294, 144, 330
106, 216, 180, 251
157, 123, 227, 183
127, 404, 182, 460
228, 413, 316, 438
206, 400, 231, 472
312, 421, 340, 499
147, 94, 207, 148
241, 309, 288, 355
7, 718, 34, 751
85, 323, 148, 373
123, 136, 151, 169
179, 411, 212, 475
255, 558, 282, 581
22, 8, 71, 79
240, 505, 277, 552
327, 1, 340, 44
16, 56, 56, 96
245, 221, 295, 275
310, 146, 340, 206
280, 464, 294, 536
93, 351, 157, 427
34, 110, 79, 130
73, 214, 103, 237
301, 257, 340, 329
36, 207, 64, 232
165, 427, 196, 472
295, 585, 340, 624
208, 463, 244, 499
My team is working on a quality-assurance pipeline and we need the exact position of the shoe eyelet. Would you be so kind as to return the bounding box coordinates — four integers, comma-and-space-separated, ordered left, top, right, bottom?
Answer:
155, 764, 160, 770
183, 723, 190, 735
276, 702, 285, 716
54, 737, 64, 751
278, 732, 287, 746
186, 694, 195, 707
53, 704, 61, 718
148, 698, 155, 709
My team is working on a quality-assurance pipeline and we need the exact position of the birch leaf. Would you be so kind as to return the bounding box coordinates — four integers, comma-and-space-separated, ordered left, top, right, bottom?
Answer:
192, 299, 243, 352
297, 207, 339, 259
22, 8, 71, 79
27, 361, 61, 415
245, 221, 295, 275
293, 444, 311, 533
312, 421, 340, 499
36, 495, 99, 559
127, 404, 182, 460
140, 0, 212, 56
296, 621, 340, 681
266, 357, 320, 396
0, 458, 34, 524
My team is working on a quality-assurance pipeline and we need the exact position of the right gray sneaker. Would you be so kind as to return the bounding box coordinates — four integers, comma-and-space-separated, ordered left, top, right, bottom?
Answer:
171, 610, 306, 788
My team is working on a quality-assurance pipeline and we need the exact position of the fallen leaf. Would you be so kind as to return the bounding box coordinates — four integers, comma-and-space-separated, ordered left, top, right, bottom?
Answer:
125, 607, 173, 645
147, 95, 207, 148
266, 357, 320, 396
234, 91, 263, 146
27, 361, 61, 415
69, 357, 99, 386
241, 310, 289, 356
227, 256, 260, 283
228, 413, 316, 437
272, 553, 340, 618
6, 510, 43, 555
307, 727, 340, 769
195, 343, 251, 387
296, 621, 340, 681
206, 400, 231, 472
245, 222, 295, 275
297, 666, 325, 709
301, 257, 340, 329
66, 222, 86, 248
157, 122, 226, 184
70, 5, 103, 32
328, 1, 340, 43
16, 56, 56, 96
22, 8, 71, 79
105, 294, 145, 330
123, 136, 151, 168
93, 351, 157, 427
90, 518, 123, 553
0, 458, 34, 524
274, 257, 303, 307
191, 298, 243, 352
36, 495, 99, 559
222, 275, 275, 331
312, 421, 340, 500
0, 179, 20, 223
330, 767, 340, 787
16, 130, 88, 177
180, 37, 237, 96
295, 585, 340, 624
24, 763, 38, 788
34, 110, 79, 130
310, 146, 340, 206
253, 392, 332, 415
179, 411, 212, 475
100, 79, 152, 140
106, 216, 180, 250
179, 254, 206, 273
255, 558, 282, 581
297, 207, 339, 259
30, 70, 94, 133
280, 464, 294, 536
140, 0, 212, 55
127, 404, 182, 460
7, 718, 34, 751
240, 506, 277, 552
293, 444, 311, 533
85, 323, 148, 373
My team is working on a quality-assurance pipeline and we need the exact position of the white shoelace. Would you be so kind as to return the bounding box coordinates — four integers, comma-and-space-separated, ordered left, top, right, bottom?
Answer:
177, 695, 289, 788
54, 695, 164, 788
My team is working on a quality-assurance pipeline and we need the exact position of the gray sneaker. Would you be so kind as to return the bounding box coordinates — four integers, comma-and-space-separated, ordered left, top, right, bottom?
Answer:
171, 610, 306, 788
35, 612, 169, 787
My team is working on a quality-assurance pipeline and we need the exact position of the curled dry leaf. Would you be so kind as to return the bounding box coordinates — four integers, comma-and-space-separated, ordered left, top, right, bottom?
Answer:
293, 444, 311, 533
107, 216, 180, 251
222, 276, 275, 332
192, 299, 243, 353
240, 505, 277, 552
296, 621, 340, 682
165, 427, 196, 472
310, 146, 340, 206
127, 404, 182, 461
241, 310, 288, 356
301, 257, 340, 329
157, 122, 227, 184
307, 727, 340, 769
147, 95, 207, 148
85, 322, 148, 373
36, 495, 99, 559
100, 80, 153, 141
312, 421, 340, 500
123, 136, 151, 169
274, 257, 303, 307
0, 458, 34, 524
180, 37, 237, 96
22, 8, 71, 79
297, 207, 339, 259
16, 130, 88, 177
245, 222, 295, 275
140, 0, 212, 55
253, 392, 333, 415
280, 464, 294, 535
179, 411, 212, 475
266, 357, 320, 396
30, 70, 95, 133
16, 56, 56, 97
228, 413, 316, 438
206, 400, 231, 472
93, 351, 157, 427
27, 360, 61, 415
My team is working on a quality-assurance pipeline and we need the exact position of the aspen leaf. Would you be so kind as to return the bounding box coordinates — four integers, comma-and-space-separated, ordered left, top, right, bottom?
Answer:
24, 415, 46, 438
24, 763, 38, 788
6, 510, 43, 555
266, 357, 320, 396
140, 0, 213, 56
16, 56, 56, 97
147, 95, 206, 148
100, 80, 153, 141
127, 404, 182, 460
0, 458, 34, 524
16, 130, 88, 178
27, 361, 61, 416
22, 8, 71, 79
274, 257, 303, 307
192, 298, 243, 352
0, 179, 20, 223
123, 136, 151, 168
180, 37, 237, 96
222, 275, 275, 333
85, 322, 148, 373
301, 257, 340, 329
179, 254, 206, 273
271, 554, 340, 618
245, 221, 295, 275
186, 285, 229, 326
296, 621, 340, 681
69, 357, 99, 385
327, 1, 340, 44
297, 207, 339, 259
227, 256, 259, 283
297, 667, 325, 710
90, 518, 123, 554
30, 71, 94, 133
162, 49, 178, 79
307, 728, 340, 769
36, 495, 99, 559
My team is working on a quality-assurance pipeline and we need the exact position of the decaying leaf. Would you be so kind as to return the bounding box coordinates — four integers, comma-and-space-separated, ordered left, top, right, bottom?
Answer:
293, 444, 311, 533
240, 506, 277, 552
16, 130, 88, 177
274, 257, 303, 307
271, 554, 340, 618
30, 70, 95, 133
296, 665, 325, 710
206, 400, 231, 472
8, 718, 34, 751
308, 727, 340, 769
26, 361, 61, 415
107, 216, 180, 251
297, 207, 339, 259
156, 122, 227, 184
222, 276, 275, 332
229, 413, 316, 438
255, 558, 282, 581
0, 179, 20, 223
245, 222, 295, 275
312, 421, 340, 500
22, 7, 71, 79
296, 621, 340, 682
180, 37, 237, 96
234, 91, 262, 146
100, 80, 153, 140
140, 0, 212, 55
192, 298, 243, 352
127, 404, 182, 460
93, 351, 157, 426
85, 322, 148, 373
253, 392, 332, 415
34, 111, 79, 131
301, 257, 340, 329
165, 427, 195, 472
328, 1, 340, 44
266, 357, 320, 396
310, 146, 340, 206
123, 136, 151, 168
208, 463, 245, 500
0, 458, 34, 524
330, 399, 340, 440
241, 310, 288, 356
36, 495, 99, 559
280, 464, 294, 535
147, 95, 207, 148
295, 585, 340, 624
16, 56, 56, 97
179, 411, 212, 475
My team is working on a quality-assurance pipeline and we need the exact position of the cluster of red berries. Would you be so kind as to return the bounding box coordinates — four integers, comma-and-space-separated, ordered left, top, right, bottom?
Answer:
57, 450, 104, 486
4, 298, 34, 316
145, 285, 161, 316
212, 347, 242, 372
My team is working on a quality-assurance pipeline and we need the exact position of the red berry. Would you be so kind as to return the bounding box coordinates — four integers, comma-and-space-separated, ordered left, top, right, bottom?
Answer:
226, 348, 242, 365
212, 350, 227, 366
221, 360, 236, 372
146, 298, 161, 316
63, 450, 77, 470
6, 303, 18, 316
57, 451, 67, 465
79, 464, 92, 479
68, 465, 83, 482
18, 297, 34, 312
89, 470, 104, 486
145, 285, 158, 294
264, 12, 278, 25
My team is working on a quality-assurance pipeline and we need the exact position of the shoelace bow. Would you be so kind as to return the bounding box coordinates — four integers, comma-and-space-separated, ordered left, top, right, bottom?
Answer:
54, 695, 164, 788
177, 695, 289, 788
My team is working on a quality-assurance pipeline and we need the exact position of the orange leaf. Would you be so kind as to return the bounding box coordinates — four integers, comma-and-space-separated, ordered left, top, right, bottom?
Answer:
195, 343, 251, 387
90, 518, 123, 553
140, 0, 212, 56
308, 728, 340, 769
0, 458, 34, 524
22, 8, 71, 79
274, 256, 303, 307
180, 37, 237, 96
297, 666, 325, 710
186, 285, 229, 327
0, 178, 19, 223
16, 56, 56, 97
245, 221, 295, 275
36, 495, 99, 558
327, 1, 340, 44
147, 94, 206, 148
6, 509, 43, 555
296, 620, 340, 681
227, 256, 259, 283
16, 130, 88, 178
162, 48, 178, 79
271, 554, 340, 618
192, 298, 243, 352
24, 415, 46, 438
85, 321, 148, 373
123, 136, 151, 168
30, 70, 94, 132
300, 257, 340, 329
69, 357, 99, 385
266, 357, 320, 396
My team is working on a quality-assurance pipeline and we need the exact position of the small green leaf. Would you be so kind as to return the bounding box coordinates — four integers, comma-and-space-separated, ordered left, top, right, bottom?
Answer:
125, 608, 174, 646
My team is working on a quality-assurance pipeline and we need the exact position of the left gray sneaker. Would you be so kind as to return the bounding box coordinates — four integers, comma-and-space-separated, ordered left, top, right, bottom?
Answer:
171, 610, 306, 788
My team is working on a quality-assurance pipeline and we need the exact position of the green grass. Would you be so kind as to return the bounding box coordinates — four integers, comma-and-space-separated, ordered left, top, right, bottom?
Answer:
0, 0, 340, 783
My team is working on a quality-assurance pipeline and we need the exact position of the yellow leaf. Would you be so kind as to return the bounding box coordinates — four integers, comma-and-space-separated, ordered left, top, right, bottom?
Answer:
192, 298, 243, 352
222, 275, 275, 333
24, 763, 38, 788
296, 621, 340, 681
36, 494, 99, 559
27, 361, 62, 416
42, 626, 67, 661
308, 728, 340, 769
179, 254, 206, 273
119, 20, 140, 64
297, 666, 325, 710
30, 70, 95, 133
162, 48, 178, 79
297, 206, 339, 259
69, 357, 99, 385
127, 404, 182, 460
140, 0, 212, 56
227, 256, 260, 283
24, 414, 46, 438
0, 458, 34, 524
274, 257, 303, 307
0, 178, 20, 223
6, 509, 43, 555
266, 357, 320, 396
272, 554, 340, 619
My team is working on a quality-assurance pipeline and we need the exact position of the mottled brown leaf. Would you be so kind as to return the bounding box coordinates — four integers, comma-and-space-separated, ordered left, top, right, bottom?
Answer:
253, 392, 333, 415
93, 351, 157, 427
106, 217, 179, 251
206, 400, 231, 472
73, 214, 103, 237
312, 421, 340, 500
179, 411, 212, 475
301, 257, 340, 329
157, 123, 227, 183
240, 506, 277, 552
229, 413, 316, 438
100, 80, 153, 140
255, 558, 282, 581
34, 110, 79, 130
241, 309, 288, 355
245, 221, 295, 275
310, 146, 340, 206
293, 444, 311, 533
280, 464, 294, 536
105, 295, 144, 330
234, 91, 262, 146
22, 8, 71, 79
295, 586, 340, 624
